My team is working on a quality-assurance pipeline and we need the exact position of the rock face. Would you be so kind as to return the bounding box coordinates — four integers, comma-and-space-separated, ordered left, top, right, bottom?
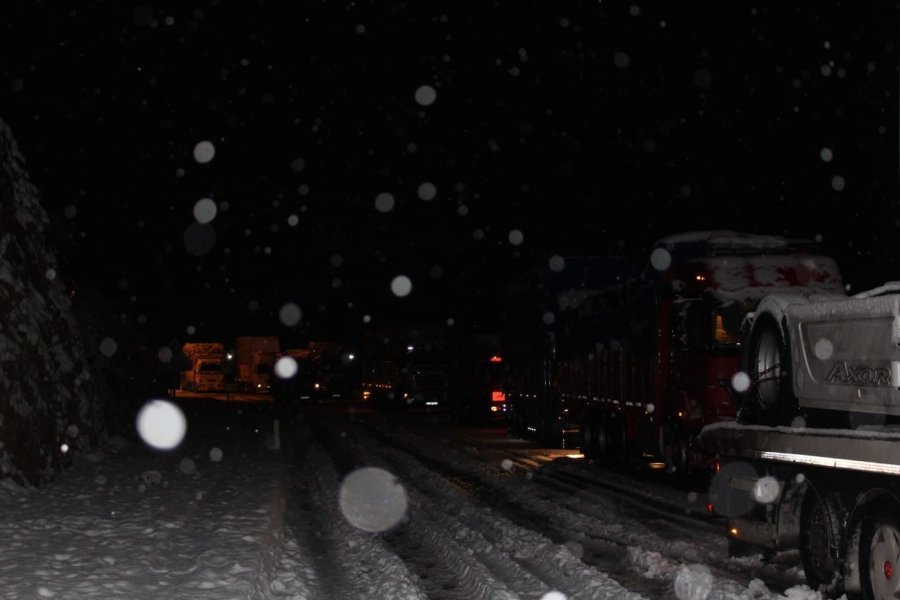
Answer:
0, 118, 105, 486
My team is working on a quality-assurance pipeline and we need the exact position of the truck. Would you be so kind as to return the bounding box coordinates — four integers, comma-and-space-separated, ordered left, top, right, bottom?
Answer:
448, 332, 509, 425
269, 347, 325, 403
505, 231, 845, 476
180, 342, 226, 392
360, 326, 450, 412
502, 255, 640, 443
698, 281, 900, 599
234, 336, 280, 393
269, 340, 359, 403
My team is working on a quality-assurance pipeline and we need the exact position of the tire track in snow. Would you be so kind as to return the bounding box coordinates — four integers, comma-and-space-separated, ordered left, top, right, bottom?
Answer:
284, 425, 428, 600
318, 415, 649, 600
352, 413, 807, 600
315, 422, 528, 600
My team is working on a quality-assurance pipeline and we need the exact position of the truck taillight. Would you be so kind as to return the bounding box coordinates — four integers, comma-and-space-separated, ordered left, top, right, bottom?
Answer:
492, 391, 506, 402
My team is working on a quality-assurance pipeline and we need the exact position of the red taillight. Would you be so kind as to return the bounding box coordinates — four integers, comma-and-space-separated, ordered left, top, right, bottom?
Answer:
707, 503, 714, 513
492, 391, 506, 402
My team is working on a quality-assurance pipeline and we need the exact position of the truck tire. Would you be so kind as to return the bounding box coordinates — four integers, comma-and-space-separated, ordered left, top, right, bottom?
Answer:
509, 401, 526, 438
604, 414, 627, 464
660, 422, 689, 476
800, 489, 845, 596
740, 314, 798, 426
581, 410, 600, 459
860, 506, 900, 600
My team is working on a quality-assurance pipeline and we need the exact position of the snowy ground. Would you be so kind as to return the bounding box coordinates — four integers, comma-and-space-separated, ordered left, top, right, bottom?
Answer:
0, 400, 841, 600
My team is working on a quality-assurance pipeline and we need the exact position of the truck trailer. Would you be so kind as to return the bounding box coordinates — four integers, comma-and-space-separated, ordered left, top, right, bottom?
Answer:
700, 421, 900, 599
699, 280, 900, 599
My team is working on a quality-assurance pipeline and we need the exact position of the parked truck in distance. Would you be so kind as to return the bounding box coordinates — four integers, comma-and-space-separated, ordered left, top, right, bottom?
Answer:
234, 336, 280, 393
360, 327, 449, 412
180, 342, 226, 392
270, 341, 359, 404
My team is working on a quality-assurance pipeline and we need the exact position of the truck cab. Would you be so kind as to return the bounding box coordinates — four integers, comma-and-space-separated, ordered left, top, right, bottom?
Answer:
182, 354, 225, 392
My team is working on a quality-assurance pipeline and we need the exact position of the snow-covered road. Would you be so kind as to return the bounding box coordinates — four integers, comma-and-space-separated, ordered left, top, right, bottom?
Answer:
0, 401, 832, 600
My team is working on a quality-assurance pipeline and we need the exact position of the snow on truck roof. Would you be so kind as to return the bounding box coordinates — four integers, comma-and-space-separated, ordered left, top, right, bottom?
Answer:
650, 230, 843, 300
654, 230, 799, 250
692, 254, 845, 300
652, 230, 822, 263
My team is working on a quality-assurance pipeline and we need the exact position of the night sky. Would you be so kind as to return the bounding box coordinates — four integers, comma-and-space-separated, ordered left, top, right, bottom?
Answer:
2, 1, 899, 346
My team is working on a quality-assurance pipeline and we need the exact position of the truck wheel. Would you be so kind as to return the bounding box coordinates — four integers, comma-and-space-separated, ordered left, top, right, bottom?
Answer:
800, 489, 845, 596
861, 507, 900, 600
581, 411, 598, 459
660, 423, 689, 475
742, 314, 798, 426
605, 415, 626, 464
591, 413, 614, 463
509, 405, 525, 438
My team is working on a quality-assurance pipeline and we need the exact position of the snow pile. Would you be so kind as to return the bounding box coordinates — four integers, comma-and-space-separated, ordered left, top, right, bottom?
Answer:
0, 426, 313, 599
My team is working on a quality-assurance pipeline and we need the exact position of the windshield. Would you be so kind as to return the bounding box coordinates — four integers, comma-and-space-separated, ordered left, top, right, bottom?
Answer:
673, 297, 754, 353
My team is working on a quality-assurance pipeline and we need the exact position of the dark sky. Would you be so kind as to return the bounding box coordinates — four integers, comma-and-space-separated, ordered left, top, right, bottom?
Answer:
2, 1, 899, 345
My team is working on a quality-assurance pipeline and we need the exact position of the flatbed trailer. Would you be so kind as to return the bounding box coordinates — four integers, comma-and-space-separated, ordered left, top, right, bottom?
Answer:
699, 421, 900, 599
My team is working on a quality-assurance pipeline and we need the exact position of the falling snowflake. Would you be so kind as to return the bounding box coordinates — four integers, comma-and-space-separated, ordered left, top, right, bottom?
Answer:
391, 275, 413, 297
414, 85, 437, 106
193, 140, 216, 164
